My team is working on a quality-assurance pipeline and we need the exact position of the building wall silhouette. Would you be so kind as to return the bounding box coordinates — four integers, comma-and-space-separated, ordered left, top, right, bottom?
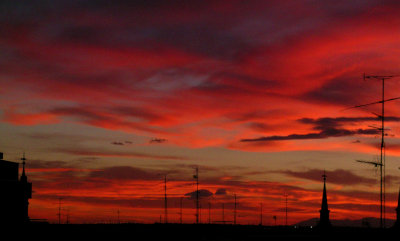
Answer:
0, 153, 32, 223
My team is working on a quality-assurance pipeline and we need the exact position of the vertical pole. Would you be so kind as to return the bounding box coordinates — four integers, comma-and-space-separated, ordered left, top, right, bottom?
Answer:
222, 203, 225, 224
381, 78, 384, 228
285, 193, 288, 226
234, 194, 237, 225
164, 175, 168, 224
208, 202, 211, 224
180, 197, 183, 224
199, 204, 202, 223
58, 198, 62, 225
260, 203, 263, 226
196, 168, 199, 224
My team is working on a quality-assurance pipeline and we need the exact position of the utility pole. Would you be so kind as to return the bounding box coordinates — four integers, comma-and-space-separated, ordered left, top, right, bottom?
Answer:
199, 204, 202, 223
349, 74, 400, 228
66, 208, 70, 224
164, 174, 168, 224
208, 202, 211, 224
180, 197, 183, 224
58, 197, 63, 224
234, 194, 237, 225
284, 193, 288, 226
117, 209, 120, 224
194, 167, 199, 224
222, 203, 225, 224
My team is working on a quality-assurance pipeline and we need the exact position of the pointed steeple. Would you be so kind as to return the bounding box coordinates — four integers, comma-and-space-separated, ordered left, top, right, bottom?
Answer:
20, 152, 27, 183
321, 171, 328, 210
318, 170, 331, 228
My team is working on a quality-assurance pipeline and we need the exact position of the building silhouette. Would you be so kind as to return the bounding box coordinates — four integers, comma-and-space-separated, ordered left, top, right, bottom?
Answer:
394, 187, 400, 228
317, 171, 331, 229
0, 152, 32, 223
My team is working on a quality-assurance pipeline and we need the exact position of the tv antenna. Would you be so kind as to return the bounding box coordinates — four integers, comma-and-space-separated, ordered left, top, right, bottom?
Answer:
284, 193, 288, 226
234, 194, 237, 225
193, 167, 199, 224
348, 73, 400, 228
164, 174, 168, 224
57, 197, 63, 224
259, 202, 263, 226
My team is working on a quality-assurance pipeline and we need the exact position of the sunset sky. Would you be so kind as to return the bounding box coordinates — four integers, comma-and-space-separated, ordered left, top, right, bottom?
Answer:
1, 0, 400, 225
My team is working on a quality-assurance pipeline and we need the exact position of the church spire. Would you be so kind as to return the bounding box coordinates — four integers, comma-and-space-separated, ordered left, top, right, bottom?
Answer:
318, 170, 331, 229
321, 171, 328, 210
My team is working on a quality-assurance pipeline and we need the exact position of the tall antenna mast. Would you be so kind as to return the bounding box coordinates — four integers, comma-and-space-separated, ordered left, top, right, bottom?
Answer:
234, 194, 237, 225
180, 197, 183, 224
208, 202, 211, 224
117, 209, 120, 224
58, 197, 63, 224
222, 203, 225, 224
66, 209, 70, 224
348, 73, 400, 228
284, 193, 288, 226
164, 174, 168, 224
193, 167, 199, 224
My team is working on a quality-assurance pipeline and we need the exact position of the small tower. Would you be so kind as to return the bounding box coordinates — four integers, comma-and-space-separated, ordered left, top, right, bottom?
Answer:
317, 171, 331, 229
21, 153, 27, 183
394, 187, 400, 228
20, 153, 32, 223
0, 152, 32, 223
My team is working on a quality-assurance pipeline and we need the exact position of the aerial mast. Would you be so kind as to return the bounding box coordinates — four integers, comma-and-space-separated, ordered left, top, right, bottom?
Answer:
349, 73, 400, 228
260, 203, 263, 226
180, 197, 183, 224
284, 193, 288, 226
164, 174, 168, 224
193, 167, 199, 224
234, 194, 237, 225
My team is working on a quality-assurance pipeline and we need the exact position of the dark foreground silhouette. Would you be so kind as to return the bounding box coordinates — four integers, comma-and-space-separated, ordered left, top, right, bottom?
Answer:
5, 223, 400, 240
